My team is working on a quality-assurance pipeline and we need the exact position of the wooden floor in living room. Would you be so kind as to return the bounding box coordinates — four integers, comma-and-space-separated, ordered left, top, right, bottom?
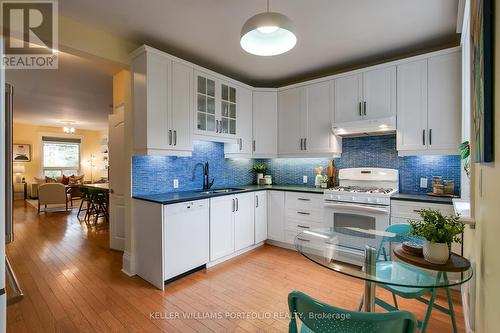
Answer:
6, 200, 464, 332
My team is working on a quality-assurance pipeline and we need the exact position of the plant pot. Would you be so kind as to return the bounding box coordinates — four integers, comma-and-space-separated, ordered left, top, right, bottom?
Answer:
423, 241, 450, 264
256, 173, 264, 184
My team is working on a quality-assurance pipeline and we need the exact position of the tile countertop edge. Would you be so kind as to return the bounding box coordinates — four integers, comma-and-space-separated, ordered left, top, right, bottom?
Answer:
132, 185, 325, 205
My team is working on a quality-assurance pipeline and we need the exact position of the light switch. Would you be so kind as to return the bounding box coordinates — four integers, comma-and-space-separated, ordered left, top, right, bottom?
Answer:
173, 179, 179, 189
303, 175, 308, 184
420, 177, 428, 188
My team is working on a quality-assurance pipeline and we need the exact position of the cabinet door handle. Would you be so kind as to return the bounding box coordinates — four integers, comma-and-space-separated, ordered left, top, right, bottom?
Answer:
256, 195, 259, 208
300, 138, 303, 151
239, 138, 243, 151
422, 129, 426, 146
173, 130, 177, 146
297, 198, 311, 201
304, 138, 307, 150
429, 129, 432, 146
297, 211, 310, 215
297, 225, 310, 229
168, 130, 172, 145
232, 198, 235, 212
358, 102, 362, 116
235, 198, 239, 211
252, 140, 256, 152
363, 101, 367, 116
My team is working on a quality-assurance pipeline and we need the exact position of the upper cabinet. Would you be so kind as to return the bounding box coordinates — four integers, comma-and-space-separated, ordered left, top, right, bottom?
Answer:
132, 47, 193, 156
333, 66, 396, 124
397, 50, 461, 155
278, 83, 341, 157
252, 90, 278, 158
224, 87, 253, 157
195, 71, 240, 141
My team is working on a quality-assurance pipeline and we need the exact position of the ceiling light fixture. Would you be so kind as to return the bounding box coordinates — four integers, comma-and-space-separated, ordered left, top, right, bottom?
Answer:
240, 0, 296, 56
62, 121, 76, 134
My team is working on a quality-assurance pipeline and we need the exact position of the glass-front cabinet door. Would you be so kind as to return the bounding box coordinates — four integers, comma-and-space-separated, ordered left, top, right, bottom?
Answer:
220, 83, 237, 135
195, 71, 238, 138
196, 74, 216, 133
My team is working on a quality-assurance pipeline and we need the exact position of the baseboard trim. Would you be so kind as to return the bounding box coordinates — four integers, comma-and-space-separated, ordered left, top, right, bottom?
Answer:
121, 251, 136, 276
265, 239, 295, 250
207, 242, 265, 268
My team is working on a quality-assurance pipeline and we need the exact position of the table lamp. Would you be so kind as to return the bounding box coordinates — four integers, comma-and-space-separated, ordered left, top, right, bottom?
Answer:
13, 164, 25, 183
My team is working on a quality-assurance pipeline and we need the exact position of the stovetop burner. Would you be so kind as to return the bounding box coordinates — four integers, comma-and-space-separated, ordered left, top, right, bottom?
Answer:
330, 186, 395, 194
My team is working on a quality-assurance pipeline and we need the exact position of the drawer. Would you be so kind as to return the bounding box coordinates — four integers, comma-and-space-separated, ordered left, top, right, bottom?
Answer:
391, 200, 454, 220
286, 206, 324, 223
285, 218, 325, 232
285, 192, 323, 210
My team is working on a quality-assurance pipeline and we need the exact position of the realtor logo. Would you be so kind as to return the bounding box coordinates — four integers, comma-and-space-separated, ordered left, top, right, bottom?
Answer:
1, 0, 58, 69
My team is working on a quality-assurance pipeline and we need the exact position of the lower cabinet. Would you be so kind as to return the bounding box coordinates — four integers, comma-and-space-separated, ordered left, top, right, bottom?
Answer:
254, 191, 268, 244
210, 193, 255, 261
267, 191, 285, 242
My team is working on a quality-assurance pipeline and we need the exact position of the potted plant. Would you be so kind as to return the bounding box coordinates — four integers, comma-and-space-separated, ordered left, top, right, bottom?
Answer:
409, 209, 465, 264
320, 175, 329, 189
252, 164, 267, 184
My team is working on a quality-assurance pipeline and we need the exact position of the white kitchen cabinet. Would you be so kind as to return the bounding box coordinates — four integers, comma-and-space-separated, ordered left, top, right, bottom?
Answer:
224, 86, 253, 157
195, 71, 239, 141
304, 81, 342, 155
254, 191, 268, 243
278, 87, 304, 155
333, 67, 395, 124
234, 193, 255, 251
334, 73, 363, 123
397, 50, 461, 156
278, 83, 341, 157
396, 59, 428, 152
252, 90, 278, 157
267, 191, 285, 242
131, 47, 192, 156
164, 200, 209, 280
210, 195, 235, 261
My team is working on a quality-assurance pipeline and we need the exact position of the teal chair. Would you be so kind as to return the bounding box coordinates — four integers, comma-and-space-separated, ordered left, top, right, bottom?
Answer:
288, 291, 417, 333
358, 223, 458, 333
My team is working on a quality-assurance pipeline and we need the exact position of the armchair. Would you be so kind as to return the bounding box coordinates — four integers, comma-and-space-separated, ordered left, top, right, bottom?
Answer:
37, 183, 71, 213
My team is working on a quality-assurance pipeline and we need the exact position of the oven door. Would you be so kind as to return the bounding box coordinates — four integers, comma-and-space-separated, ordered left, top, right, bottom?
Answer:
323, 200, 390, 265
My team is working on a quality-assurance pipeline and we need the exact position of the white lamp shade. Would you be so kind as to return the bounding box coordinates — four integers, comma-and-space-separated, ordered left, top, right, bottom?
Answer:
240, 12, 297, 56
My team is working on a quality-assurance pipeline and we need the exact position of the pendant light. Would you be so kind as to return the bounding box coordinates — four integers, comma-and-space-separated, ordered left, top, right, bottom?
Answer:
240, 0, 296, 56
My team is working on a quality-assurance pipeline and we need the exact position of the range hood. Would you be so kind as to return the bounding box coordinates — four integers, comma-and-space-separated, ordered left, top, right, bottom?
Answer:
332, 116, 396, 137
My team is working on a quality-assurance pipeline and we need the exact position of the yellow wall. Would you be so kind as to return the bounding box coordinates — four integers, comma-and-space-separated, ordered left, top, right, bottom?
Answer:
470, 4, 500, 332
13, 123, 108, 183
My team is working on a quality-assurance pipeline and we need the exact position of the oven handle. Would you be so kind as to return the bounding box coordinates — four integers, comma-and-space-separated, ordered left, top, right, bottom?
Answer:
323, 202, 390, 215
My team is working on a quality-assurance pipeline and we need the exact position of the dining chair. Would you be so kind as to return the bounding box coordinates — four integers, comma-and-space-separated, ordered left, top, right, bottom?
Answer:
288, 291, 417, 333
357, 223, 458, 333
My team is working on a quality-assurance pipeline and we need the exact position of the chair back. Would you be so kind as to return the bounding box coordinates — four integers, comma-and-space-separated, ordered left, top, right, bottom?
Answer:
377, 223, 412, 260
288, 291, 416, 333
38, 183, 67, 205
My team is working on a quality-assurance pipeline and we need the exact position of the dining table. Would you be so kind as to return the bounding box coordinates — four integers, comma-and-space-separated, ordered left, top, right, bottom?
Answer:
295, 227, 473, 331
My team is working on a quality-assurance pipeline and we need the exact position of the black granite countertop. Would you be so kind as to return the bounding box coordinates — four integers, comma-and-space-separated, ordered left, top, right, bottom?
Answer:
132, 184, 325, 205
391, 193, 455, 205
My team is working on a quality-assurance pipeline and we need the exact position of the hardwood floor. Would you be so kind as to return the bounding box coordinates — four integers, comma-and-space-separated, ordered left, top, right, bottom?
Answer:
6, 200, 465, 332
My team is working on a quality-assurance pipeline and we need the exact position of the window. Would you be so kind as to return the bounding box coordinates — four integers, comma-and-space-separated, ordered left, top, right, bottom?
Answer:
42, 136, 81, 177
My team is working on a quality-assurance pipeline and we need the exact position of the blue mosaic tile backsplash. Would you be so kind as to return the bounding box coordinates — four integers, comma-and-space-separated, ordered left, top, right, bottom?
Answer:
132, 135, 461, 196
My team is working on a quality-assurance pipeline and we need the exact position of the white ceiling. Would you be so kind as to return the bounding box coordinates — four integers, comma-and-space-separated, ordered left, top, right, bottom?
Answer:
61, 0, 460, 86
7, 51, 114, 130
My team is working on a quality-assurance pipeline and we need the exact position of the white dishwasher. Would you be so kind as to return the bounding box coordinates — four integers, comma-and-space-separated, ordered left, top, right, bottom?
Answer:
164, 199, 210, 281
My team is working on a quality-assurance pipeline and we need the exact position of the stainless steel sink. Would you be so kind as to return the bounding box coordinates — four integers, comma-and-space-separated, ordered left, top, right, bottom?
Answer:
197, 188, 244, 195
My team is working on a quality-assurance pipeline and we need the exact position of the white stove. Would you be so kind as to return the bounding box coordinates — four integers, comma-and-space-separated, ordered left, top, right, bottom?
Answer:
322, 168, 399, 266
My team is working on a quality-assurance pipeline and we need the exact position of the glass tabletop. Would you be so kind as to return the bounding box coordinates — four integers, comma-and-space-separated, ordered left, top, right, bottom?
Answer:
295, 227, 473, 289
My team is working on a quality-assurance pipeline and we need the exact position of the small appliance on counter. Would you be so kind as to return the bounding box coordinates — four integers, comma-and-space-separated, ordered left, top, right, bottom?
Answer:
258, 175, 272, 185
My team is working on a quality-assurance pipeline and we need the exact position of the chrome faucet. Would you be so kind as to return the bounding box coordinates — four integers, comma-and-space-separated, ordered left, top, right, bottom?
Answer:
203, 161, 215, 190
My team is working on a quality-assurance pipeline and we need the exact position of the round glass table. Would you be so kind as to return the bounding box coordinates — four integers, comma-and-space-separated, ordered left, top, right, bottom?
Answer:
295, 227, 473, 316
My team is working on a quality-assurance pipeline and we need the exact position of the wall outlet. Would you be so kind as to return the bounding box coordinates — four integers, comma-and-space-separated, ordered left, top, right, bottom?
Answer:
303, 175, 308, 184
420, 177, 428, 188
173, 179, 179, 189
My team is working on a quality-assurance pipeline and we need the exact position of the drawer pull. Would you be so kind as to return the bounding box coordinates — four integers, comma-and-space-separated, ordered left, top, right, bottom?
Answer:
297, 225, 310, 229
297, 238, 310, 242
297, 211, 310, 215
297, 198, 311, 201
413, 209, 423, 213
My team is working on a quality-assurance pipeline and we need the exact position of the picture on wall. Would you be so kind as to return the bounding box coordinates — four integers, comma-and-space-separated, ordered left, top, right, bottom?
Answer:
13, 144, 31, 162
471, 0, 493, 162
